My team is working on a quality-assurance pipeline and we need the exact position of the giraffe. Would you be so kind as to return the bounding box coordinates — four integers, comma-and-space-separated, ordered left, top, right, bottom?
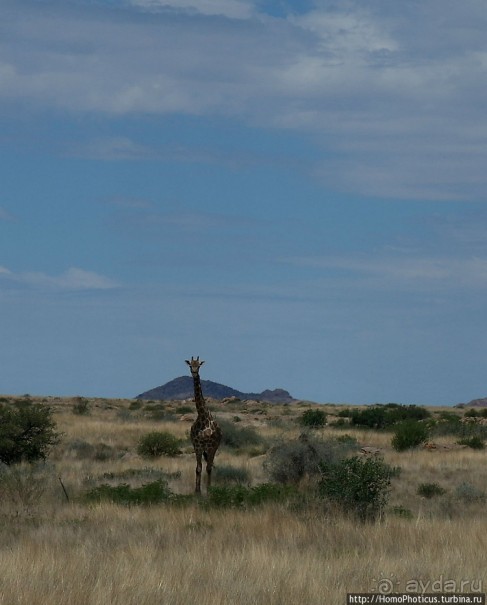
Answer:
185, 356, 222, 494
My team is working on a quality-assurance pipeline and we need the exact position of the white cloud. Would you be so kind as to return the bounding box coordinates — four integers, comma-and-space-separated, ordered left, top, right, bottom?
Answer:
130, 0, 255, 19
0, 266, 119, 290
288, 255, 487, 289
2, 0, 487, 199
289, 8, 398, 56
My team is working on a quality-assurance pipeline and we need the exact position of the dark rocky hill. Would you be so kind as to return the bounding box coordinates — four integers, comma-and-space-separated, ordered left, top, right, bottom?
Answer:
135, 376, 295, 403
456, 397, 487, 408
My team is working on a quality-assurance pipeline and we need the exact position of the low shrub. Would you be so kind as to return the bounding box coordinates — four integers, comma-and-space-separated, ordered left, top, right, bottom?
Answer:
417, 482, 446, 498
0, 403, 60, 465
97, 468, 181, 484
455, 482, 485, 504
176, 405, 194, 415
319, 455, 394, 522
0, 462, 56, 507
137, 432, 181, 458
300, 409, 327, 428
72, 398, 90, 415
218, 419, 264, 451
329, 418, 347, 427
214, 465, 251, 486
391, 420, 429, 451
334, 434, 358, 446
143, 403, 177, 421
66, 440, 119, 461
207, 483, 297, 508
85, 479, 172, 506
457, 436, 485, 449
264, 433, 357, 485
92, 443, 118, 461
351, 404, 430, 429
430, 413, 462, 436
390, 505, 414, 520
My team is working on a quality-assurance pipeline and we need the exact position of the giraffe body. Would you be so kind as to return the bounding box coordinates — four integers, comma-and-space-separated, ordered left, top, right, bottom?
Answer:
185, 357, 222, 494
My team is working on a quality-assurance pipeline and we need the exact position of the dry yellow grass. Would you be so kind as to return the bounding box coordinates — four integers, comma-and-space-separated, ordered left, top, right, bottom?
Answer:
0, 396, 486, 605
0, 504, 485, 605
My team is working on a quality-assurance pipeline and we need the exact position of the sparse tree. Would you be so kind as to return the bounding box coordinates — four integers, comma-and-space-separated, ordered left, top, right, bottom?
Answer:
0, 403, 60, 465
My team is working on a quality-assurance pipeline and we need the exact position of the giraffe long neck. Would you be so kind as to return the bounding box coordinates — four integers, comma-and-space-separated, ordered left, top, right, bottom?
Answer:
192, 373, 209, 417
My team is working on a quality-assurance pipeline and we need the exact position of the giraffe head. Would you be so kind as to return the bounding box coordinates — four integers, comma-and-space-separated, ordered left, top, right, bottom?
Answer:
185, 356, 205, 376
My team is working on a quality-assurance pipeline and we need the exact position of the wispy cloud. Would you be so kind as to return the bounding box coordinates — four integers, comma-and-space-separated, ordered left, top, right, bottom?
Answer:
129, 0, 255, 19
287, 255, 487, 289
70, 136, 255, 167
2, 0, 487, 199
0, 266, 120, 290
107, 207, 260, 238
70, 137, 154, 161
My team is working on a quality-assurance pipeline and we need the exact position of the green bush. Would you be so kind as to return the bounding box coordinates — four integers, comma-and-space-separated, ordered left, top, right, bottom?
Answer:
176, 405, 194, 415
85, 479, 172, 505
319, 455, 393, 522
430, 413, 462, 436
391, 420, 429, 451
0, 403, 60, 465
457, 436, 485, 449
66, 440, 119, 461
351, 404, 430, 429
417, 482, 446, 498
390, 505, 414, 520
207, 483, 297, 508
329, 418, 347, 427
98, 467, 181, 483
300, 409, 327, 428
218, 419, 264, 450
350, 406, 388, 429
214, 465, 251, 486
335, 434, 359, 446
72, 398, 90, 415
264, 433, 357, 485
136, 431, 181, 458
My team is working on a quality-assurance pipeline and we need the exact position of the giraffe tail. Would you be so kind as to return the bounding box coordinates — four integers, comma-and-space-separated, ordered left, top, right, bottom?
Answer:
203, 451, 208, 462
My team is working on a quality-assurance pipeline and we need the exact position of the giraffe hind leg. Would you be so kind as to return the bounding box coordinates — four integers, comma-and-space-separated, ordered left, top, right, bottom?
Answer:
195, 451, 203, 494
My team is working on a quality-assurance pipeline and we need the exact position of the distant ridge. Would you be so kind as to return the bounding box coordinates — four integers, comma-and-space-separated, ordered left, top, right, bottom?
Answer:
135, 376, 295, 403
455, 397, 487, 408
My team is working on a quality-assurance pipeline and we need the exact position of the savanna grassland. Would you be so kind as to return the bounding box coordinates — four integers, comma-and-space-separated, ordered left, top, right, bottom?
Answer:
0, 395, 486, 605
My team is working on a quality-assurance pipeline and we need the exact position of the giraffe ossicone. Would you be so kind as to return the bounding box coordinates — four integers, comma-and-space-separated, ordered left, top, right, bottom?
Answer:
185, 356, 222, 494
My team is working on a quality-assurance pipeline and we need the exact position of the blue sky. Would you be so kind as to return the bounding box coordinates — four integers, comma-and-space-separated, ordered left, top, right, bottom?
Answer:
1, 0, 487, 405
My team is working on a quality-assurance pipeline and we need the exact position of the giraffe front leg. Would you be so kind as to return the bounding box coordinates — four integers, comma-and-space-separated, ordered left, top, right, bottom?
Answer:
195, 451, 203, 494
205, 451, 215, 491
